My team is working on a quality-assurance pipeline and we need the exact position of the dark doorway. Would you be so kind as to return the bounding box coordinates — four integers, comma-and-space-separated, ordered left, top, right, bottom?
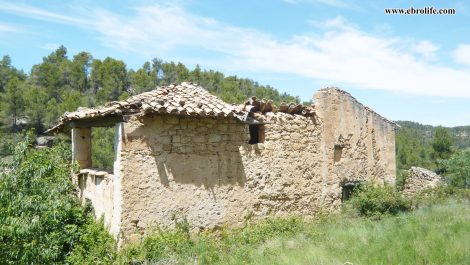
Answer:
341, 181, 361, 202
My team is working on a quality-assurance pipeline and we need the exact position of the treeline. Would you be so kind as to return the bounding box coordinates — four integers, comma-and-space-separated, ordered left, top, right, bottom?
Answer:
397, 121, 470, 149
0, 45, 298, 133
395, 121, 470, 189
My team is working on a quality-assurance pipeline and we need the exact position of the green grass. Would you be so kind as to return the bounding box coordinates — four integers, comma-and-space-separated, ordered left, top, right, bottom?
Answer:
248, 201, 469, 265
116, 200, 470, 265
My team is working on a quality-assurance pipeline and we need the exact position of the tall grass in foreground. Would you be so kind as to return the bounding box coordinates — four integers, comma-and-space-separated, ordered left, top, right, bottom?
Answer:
244, 201, 470, 265
117, 200, 469, 265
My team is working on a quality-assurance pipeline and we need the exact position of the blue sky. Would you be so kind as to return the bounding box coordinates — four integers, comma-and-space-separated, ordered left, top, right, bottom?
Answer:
0, 0, 469, 126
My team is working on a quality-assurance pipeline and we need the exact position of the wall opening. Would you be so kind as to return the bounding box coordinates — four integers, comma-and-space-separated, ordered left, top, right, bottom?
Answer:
334, 144, 343, 162
341, 181, 361, 202
91, 126, 117, 172
249, 124, 265, 144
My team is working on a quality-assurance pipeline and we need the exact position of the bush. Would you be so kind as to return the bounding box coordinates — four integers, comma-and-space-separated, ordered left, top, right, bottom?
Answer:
412, 185, 470, 208
0, 136, 116, 264
442, 149, 470, 188
347, 183, 412, 217
66, 217, 117, 264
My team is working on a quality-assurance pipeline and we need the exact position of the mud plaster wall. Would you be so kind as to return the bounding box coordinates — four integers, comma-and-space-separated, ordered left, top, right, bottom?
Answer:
77, 170, 115, 227
118, 113, 326, 242
114, 89, 396, 242
314, 89, 397, 198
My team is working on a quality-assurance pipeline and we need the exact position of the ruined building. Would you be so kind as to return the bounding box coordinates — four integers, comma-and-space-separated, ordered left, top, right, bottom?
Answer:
47, 82, 398, 244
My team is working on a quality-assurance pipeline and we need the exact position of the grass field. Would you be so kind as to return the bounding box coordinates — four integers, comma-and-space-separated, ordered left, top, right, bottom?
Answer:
118, 200, 470, 265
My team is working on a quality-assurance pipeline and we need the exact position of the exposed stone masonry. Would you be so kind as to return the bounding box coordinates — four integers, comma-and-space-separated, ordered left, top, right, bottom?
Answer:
403, 167, 442, 196
52, 85, 398, 245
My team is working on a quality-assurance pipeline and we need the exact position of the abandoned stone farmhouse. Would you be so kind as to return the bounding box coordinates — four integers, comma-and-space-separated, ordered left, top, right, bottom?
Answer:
47, 82, 398, 244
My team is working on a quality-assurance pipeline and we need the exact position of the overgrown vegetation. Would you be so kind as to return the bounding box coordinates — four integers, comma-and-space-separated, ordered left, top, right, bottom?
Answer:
395, 121, 469, 191
345, 184, 412, 217
0, 138, 115, 264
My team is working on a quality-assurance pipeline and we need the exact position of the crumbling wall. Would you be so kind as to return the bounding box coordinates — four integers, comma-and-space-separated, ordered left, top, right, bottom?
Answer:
402, 167, 442, 196
76, 169, 115, 227
119, 115, 248, 242
116, 88, 397, 243
239, 112, 325, 217
314, 88, 397, 208
118, 114, 324, 243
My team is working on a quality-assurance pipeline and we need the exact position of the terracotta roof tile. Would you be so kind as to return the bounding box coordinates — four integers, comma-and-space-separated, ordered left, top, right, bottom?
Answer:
46, 82, 245, 132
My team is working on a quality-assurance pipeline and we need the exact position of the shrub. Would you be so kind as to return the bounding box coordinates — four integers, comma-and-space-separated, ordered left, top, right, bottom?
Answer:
442, 149, 470, 188
0, 136, 116, 264
412, 185, 470, 208
347, 183, 412, 217
66, 216, 117, 264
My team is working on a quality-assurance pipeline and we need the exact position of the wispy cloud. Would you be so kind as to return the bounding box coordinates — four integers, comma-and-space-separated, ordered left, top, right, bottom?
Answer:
0, 23, 20, 33
0, 1, 89, 26
1, 2, 470, 98
453, 44, 470, 66
412, 41, 439, 61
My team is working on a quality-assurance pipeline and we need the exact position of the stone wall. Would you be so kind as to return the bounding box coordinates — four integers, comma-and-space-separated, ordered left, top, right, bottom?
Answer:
73, 88, 397, 244
118, 113, 326, 242
402, 167, 442, 196
314, 89, 397, 196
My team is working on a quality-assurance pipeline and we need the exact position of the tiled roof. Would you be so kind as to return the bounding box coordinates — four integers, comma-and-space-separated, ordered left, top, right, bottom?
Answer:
46, 82, 245, 132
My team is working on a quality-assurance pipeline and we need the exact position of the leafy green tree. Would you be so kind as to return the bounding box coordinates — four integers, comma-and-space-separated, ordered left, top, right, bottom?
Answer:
128, 61, 155, 94
1, 77, 25, 129
0, 138, 82, 263
70, 52, 93, 93
0, 55, 13, 92
432, 126, 453, 160
443, 149, 470, 188
30, 45, 71, 100
161, 61, 178, 85
0, 137, 116, 263
23, 85, 49, 132
152, 57, 163, 86
91, 57, 128, 103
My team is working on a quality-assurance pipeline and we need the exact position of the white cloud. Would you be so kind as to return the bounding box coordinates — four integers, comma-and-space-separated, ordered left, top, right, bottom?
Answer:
412, 40, 439, 61
1, 3, 470, 98
453, 44, 470, 66
0, 23, 20, 32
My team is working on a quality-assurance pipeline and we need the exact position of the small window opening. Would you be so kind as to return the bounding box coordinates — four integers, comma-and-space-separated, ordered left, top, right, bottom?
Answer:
249, 124, 265, 144
334, 144, 343, 162
341, 181, 361, 202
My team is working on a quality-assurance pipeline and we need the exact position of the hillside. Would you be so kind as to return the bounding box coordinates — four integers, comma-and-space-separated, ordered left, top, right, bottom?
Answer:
396, 121, 470, 149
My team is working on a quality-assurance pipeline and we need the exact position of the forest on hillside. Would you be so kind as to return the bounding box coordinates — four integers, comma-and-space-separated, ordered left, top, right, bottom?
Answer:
0, 45, 298, 134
